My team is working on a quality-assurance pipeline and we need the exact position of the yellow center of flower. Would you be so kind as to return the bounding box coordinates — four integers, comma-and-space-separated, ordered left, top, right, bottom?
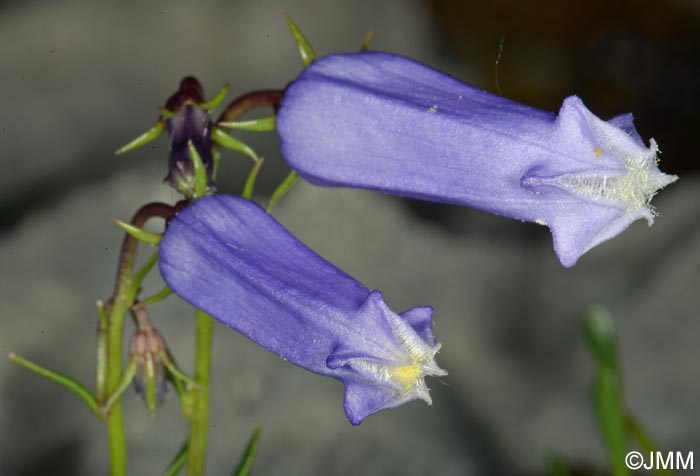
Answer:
390, 362, 423, 392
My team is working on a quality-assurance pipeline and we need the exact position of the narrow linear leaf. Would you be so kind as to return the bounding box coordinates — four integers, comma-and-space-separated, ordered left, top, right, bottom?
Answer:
584, 308, 629, 476
127, 250, 160, 300
103, 362, 137, 416
139, 285, 173, 307
163, 440, 188, 476
233, 428, 261, 476
9, 353, 101, 418
624, 415, 676, 476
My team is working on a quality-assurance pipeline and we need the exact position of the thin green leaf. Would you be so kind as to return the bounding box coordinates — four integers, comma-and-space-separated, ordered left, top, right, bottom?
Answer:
115, 120, 165, 155
584, 308, 629, 476
114, 218, 162, 245
96, 300, 109, 403
624, 414, 675, 476
163, 440, 188, 476
201, 84, 230, 110
218, 115, 277, 132
267, 171, 299, 212
103, 361, 137, 416
212, 128, 260, 162
584, 306, 617, 371
127, 250, 160, 300
139, 285, 173, 307
232, 428, 261, 476
283, 12, 316, 66
9, 353, 101, 418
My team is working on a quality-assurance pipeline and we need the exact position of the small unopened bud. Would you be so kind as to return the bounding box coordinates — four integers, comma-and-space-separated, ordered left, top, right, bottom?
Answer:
129, 327, 168, 413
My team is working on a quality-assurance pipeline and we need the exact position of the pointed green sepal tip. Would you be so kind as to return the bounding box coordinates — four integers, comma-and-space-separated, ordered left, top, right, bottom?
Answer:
187, 140, 209, 197
201, 84, 230, 111
211, 128, 261, 162
232, 428, 261, 476
115, 120, 165, 155
267, 170, 300, 212
160, 107, 177, 119
361, 30, 374, 50
218, 115, 277, 132
283, 12, 316, 66
113, 218, 162, 245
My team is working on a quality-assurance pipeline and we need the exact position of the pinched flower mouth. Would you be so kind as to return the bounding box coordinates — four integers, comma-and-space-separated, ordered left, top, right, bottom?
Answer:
342, 343, 447, 405
522, 140, 677, 217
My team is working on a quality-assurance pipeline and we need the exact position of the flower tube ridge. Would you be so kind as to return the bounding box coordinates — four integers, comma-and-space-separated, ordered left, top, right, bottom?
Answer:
277, 51, 677, 267
159, 195, 446, 424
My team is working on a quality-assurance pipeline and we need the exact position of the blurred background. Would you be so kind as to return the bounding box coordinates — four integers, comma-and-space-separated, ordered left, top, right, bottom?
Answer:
0, 1, 697, 475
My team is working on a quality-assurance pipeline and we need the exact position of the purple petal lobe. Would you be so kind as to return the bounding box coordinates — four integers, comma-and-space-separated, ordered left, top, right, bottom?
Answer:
277, 51, 677, 267
159, 195, 446, 424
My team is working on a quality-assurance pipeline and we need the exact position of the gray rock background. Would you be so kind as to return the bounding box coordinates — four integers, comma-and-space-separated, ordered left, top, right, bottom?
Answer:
1, 1, 697, 475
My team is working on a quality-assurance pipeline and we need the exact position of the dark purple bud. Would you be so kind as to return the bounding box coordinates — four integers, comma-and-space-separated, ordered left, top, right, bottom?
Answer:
162, 77, 215, 197
164, 104, 215, 196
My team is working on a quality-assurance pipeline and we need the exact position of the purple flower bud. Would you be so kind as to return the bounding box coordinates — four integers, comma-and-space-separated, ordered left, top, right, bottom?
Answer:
159, 195, 446, 424
163, 77, 215, 196
129, 327, 168, 412
277, 52, 677, 267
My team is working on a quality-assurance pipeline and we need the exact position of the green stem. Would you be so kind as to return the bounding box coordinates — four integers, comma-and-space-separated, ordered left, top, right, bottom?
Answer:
105, 202, 175, 476
187, 309, 214, 476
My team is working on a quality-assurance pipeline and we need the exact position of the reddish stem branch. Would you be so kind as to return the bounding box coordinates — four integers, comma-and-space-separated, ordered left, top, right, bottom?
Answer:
217, 89, 284, 124
112, 202, 176, 297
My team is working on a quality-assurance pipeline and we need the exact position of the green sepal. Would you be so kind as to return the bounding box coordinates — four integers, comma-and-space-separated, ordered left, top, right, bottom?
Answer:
114, 218, 162, 245
242, 158, 263, 199
163, 355, 198, 391
218, 115, 277, 132
283, 12, 316, 66
267, 170, 299, 212
211, 128, 260, 162
187, 140, 209, 198
144, 356, 159, 413
115, 120, 165, 155
160, 108, 177, 119
232, 428, 261, 476
201, 84, 230, 110
163, 440, 188, 476
361, 30, 374, 50
9, 352, 102, 418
